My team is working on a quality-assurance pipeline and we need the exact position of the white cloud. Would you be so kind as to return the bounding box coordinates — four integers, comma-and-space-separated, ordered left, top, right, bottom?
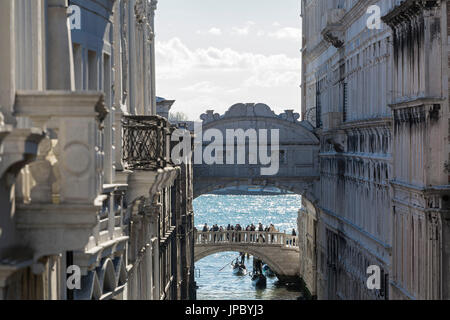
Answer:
231, 21, 256, 36
156, 37, 300, 82
156, 38, 194, 79
268, 27, 302, 41
244, 70, 299, 88
181, 81, 220, 93
231, 26, 249, 36
208, 27, 222, 35
197, 27, 223, 36
156, 37, 301, 119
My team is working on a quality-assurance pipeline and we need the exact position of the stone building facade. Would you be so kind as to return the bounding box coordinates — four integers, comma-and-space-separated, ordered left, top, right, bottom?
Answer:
0, 0, 195, 300
299, 0, 450, 300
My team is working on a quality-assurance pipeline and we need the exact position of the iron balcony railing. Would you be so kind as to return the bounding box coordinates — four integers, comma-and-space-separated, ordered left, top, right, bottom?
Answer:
122, 115, 171, 170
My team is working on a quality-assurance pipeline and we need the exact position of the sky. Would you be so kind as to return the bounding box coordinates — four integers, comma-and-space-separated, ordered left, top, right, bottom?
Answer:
155, 0, 302, 121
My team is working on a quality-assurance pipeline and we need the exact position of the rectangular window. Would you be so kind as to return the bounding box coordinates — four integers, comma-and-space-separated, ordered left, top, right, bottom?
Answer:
88, 50, 97, 90
316, 90, 322, 128
73, 43, 82, 90
343, 82, 348, 122
280, 150, 287, 165
103, 53, 111, 107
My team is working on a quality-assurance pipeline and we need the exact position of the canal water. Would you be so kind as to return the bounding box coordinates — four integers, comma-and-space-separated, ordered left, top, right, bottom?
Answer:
194, 194, 303, 300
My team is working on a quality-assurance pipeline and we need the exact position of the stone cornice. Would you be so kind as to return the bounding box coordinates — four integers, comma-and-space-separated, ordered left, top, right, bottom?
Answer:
382, 0, 440, 29
14, 91, 107, 122
303, 39, 328, 64
340, 0, 374, 30
390, 180, 450, 198
388, 96, 445, 109
16, 202, 101, 229
340, 117, 393, 130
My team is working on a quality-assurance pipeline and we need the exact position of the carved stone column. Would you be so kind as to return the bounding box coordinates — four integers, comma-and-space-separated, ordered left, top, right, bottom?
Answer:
0, 0, 15, 113
114, 111, 125, 171
144, 194, 161, 299
46, 0, 75, 90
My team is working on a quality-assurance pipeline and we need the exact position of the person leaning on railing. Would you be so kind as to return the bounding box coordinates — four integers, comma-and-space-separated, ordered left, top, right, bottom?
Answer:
219, 226, 224, 241
269, 224, 276, 243
292, 229, 297, 246
202, 224, 208, 243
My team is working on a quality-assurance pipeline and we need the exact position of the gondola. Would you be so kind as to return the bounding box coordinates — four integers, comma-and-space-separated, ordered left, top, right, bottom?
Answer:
232, 263, 247, 276
262, 264, 276, 278
251, 272, 267, 289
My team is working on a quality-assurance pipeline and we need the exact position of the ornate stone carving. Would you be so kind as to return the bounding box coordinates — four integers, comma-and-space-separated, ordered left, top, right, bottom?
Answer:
321, 8, 345, 48
200, 103, 303, 126
29, 138, 55, 203
322, 30, 344, 48
134, 0, 146, 25
382, 0, 441, 29
428, 212, 440, 241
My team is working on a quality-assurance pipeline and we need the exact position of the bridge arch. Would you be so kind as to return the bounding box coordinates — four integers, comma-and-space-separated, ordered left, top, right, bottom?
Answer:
194, 229, 302, 280
195, 245, 290, 278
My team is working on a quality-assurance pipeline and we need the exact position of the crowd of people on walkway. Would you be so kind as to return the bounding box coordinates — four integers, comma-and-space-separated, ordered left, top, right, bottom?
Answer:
201, 223, 279, 233
197, 223, 297, 245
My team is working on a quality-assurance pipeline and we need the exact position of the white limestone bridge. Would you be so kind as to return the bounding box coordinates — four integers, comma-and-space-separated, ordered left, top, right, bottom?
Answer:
193, 103, 320, 199
194, 230, 300, 281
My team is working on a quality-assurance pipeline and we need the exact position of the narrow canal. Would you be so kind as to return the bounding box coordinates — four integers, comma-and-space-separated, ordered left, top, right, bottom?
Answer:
194, 193, 303, 300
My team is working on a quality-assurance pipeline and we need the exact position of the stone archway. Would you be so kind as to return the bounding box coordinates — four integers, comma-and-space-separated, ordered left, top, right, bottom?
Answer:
194, 245, 300, 280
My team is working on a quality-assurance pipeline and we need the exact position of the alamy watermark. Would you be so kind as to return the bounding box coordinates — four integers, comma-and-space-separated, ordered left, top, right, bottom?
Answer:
366, 5, 382, 30
366, 265, 381, 290
67, 265, 81, 290
69, 5, 81, 30
171, 123, 280, 176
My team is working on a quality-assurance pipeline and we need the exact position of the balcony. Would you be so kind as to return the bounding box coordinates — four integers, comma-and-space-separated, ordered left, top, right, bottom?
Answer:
122, 115, 171, 171
121, 115, 178, 206
73, 184, 129, 300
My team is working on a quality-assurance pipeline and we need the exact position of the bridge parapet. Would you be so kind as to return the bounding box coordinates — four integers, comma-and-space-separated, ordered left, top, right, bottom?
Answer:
195, 230, 298, 248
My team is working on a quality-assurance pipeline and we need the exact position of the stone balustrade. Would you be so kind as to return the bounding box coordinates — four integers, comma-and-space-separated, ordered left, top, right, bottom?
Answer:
92, 184, 129, 248
195, 230, 298, 248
